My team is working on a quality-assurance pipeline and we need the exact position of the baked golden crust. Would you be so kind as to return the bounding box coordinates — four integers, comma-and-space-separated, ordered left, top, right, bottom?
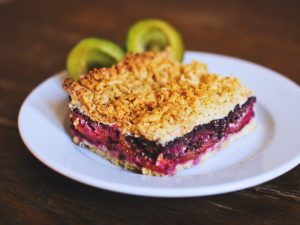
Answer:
63, 50, 253, 144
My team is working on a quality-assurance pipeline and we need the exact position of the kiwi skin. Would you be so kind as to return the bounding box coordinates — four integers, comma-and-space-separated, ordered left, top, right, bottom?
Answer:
126, 19, 185, 61
66, 37, 125, 81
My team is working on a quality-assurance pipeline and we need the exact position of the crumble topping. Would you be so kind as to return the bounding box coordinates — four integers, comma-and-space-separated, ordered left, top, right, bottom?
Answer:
63, 50, 253, 144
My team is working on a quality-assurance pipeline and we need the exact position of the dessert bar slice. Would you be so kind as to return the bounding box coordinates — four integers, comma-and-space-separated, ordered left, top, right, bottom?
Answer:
63, 51, 256, 176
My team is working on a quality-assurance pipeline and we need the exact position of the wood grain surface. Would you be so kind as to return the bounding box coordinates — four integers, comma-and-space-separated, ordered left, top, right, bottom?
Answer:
0, 0, 299, 224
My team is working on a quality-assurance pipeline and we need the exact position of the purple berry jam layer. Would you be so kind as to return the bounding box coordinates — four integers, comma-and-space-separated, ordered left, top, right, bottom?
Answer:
70, 96, 256, 176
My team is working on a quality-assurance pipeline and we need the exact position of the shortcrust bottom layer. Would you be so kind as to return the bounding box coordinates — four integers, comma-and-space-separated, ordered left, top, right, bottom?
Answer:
74, 119, 256, 176
70, 97, 256, 176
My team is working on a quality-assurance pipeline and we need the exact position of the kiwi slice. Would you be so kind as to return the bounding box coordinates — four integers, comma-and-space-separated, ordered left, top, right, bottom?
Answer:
126, 19, 184, 61
66, 38, 125, 81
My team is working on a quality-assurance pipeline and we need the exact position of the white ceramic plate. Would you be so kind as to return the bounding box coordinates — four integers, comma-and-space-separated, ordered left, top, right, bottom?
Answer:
18, 51, 300, 197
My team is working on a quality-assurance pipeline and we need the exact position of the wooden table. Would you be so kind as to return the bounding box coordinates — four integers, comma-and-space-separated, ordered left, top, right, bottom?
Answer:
1, 0, 299, 224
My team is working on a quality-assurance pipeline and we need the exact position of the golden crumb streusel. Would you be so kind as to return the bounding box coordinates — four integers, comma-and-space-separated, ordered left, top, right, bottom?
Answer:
63, 50, 253, 144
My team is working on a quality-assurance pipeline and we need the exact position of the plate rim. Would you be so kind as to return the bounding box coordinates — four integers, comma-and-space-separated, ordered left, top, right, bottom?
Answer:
18, 51, 300, 197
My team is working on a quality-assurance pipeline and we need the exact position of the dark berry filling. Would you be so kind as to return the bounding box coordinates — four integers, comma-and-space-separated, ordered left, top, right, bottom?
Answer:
70, 96, 256, 175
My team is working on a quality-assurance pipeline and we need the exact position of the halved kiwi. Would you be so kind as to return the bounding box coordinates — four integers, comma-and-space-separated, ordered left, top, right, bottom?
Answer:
126, 19, 184, 61
66, 38, 125, 81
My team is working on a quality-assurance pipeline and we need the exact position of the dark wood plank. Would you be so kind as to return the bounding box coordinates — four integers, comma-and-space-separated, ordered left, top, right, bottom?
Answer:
0, 0, 299, 224
0, 0, 299, 122
0, 127, 299, 225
